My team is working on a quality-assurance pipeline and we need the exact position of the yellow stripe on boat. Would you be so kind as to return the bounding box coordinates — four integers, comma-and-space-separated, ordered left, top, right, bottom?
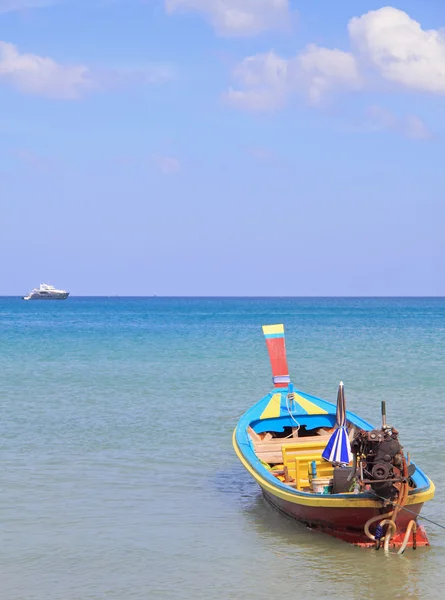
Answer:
232, 429, 435, 509
260, 393, 282, 419
293, 394, 328, 415
260, 392, 329, 419
262, 324, 284, 336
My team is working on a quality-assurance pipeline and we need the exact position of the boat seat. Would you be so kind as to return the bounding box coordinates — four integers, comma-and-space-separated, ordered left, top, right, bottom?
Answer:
281, 439, 330, 465
251, 430, 331, 464
282, 453, 335, 491
281, 441, 336, 490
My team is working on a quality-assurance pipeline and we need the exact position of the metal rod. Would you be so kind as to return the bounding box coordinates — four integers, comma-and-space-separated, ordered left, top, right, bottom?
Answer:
360, 478, 404, 484
381, 400, 387, 428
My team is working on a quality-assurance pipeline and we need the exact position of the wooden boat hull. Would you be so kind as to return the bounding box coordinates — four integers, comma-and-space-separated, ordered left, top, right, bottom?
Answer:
262, 489, 429, 547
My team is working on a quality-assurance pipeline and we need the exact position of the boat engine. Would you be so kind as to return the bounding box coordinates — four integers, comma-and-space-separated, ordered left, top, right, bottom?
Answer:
349, 400, 412, 500
350, 427, 404, 499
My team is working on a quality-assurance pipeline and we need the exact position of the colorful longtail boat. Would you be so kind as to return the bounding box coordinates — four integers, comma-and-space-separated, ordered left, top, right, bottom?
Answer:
232, 324, 435, 550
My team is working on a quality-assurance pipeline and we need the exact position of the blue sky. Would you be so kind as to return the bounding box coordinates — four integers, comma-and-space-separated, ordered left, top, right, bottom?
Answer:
0, 0, 442, 296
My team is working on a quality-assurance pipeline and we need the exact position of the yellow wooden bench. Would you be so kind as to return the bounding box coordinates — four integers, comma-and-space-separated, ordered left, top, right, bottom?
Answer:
295, 456, 334, 491
281, 441, 335, 491
281, 453, 334, 490
281, 439, 328, 466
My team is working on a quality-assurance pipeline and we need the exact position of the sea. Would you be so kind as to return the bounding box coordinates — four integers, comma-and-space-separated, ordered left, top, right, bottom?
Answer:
0, 296, 444, 600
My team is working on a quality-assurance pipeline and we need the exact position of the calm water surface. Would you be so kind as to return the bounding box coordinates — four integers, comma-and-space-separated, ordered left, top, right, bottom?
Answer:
0, 297, 444, 599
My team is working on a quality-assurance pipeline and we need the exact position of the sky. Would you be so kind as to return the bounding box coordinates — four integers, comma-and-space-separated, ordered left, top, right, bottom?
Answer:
0, 0, 443, 296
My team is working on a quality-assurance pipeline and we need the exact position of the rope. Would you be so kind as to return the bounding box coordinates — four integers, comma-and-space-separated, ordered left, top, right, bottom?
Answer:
391, 456, 409, 525
370, 490, 445, 531
286, 393, 301, 433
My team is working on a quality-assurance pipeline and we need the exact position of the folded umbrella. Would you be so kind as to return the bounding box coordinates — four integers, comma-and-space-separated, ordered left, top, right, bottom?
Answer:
322, 381, 352, 465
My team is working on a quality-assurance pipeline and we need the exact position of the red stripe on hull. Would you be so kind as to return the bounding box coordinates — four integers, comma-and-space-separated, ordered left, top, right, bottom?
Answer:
262, 490, 429, 548
264, 337, 289, 387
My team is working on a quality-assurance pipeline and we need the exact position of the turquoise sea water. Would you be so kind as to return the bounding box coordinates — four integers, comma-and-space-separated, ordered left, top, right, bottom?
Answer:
1, 297, 445, 599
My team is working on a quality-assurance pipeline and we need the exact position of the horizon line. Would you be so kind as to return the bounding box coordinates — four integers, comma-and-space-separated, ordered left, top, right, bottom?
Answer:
1, 295, 445, 299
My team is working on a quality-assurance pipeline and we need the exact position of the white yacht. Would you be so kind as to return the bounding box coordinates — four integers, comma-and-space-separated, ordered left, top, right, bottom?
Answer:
22, 283, 69, 300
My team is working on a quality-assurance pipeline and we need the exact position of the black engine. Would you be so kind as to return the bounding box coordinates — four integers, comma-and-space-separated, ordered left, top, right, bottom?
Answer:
350, 427, 405, 499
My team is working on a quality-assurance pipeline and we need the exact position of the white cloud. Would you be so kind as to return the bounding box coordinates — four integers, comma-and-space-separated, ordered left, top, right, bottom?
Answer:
0, 41, 173, 98
0, 41, 91, 98
297, 44, 361, 104
0, 0, 55, 13
226, 6, 445, 112
152, 155, 181, 175
403, 115, 432, 139
225, 51, 289, 110
165, 0, 292, 37
226, 45, 361, 110
365, 105, 432, 139
349, 7, 445, 93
